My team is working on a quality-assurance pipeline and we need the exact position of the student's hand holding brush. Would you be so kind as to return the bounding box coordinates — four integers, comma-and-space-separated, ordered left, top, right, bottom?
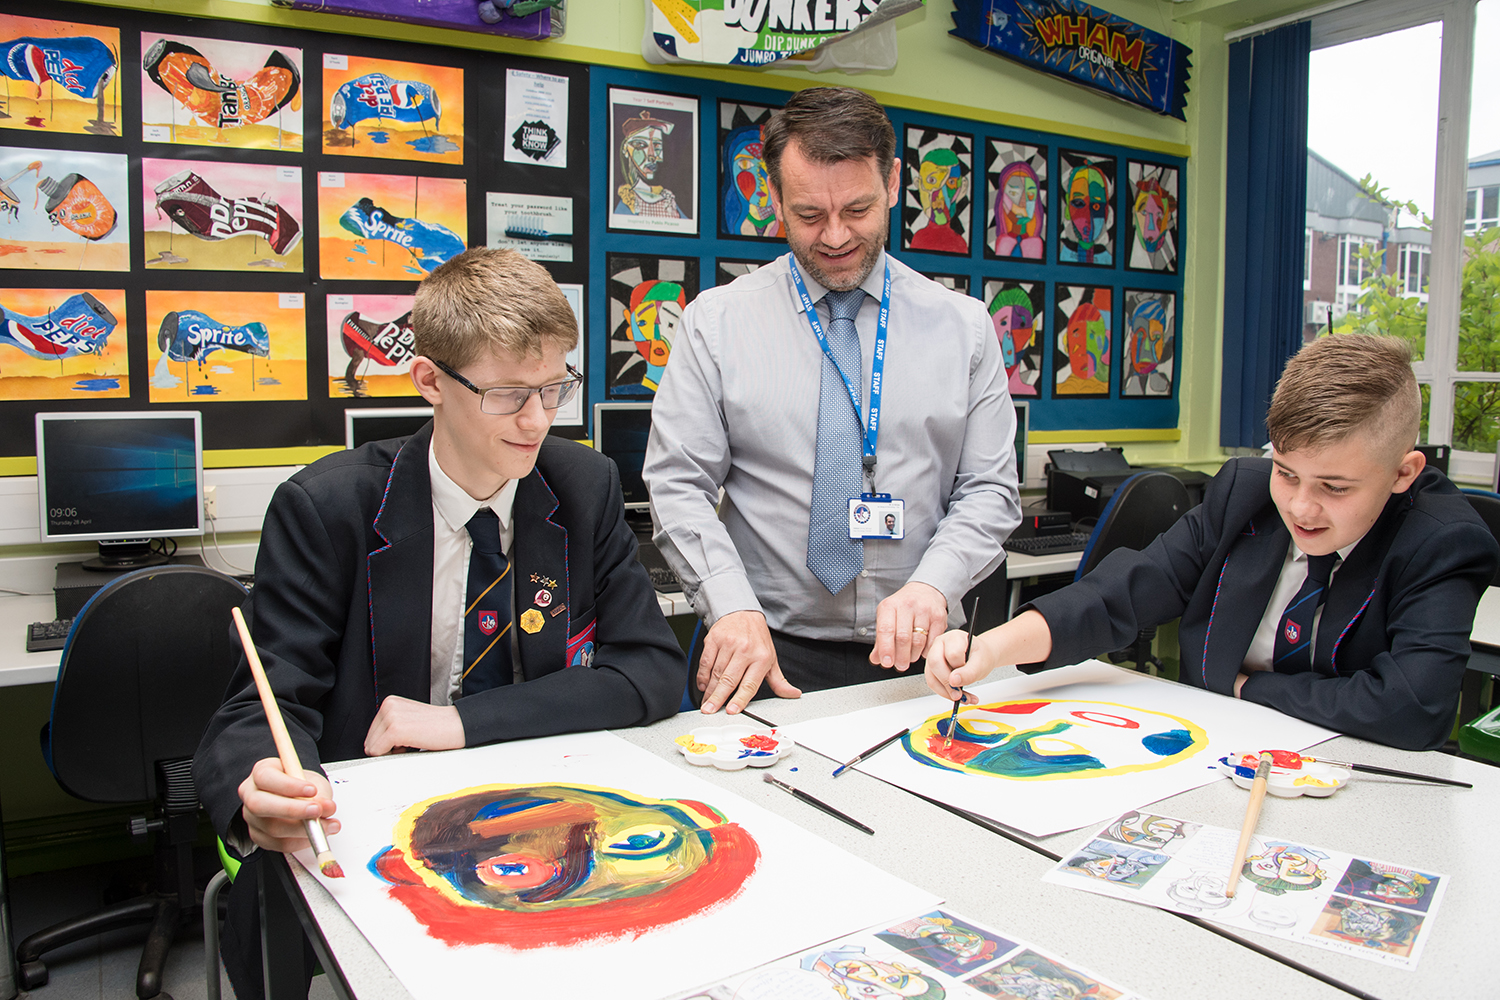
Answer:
923, 609, 1056, 699
237, 758, 340, 855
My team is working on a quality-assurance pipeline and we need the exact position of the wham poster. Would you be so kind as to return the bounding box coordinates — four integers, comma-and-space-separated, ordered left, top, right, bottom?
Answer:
322, 53, 463, 164
146, 290, 306, 402
785, 661, 1335, 838
142, 158, 303, 271
293, 731, 939, 1000
326, 293, 418, 399
0, 287, 127, 399
317, 171, 466, 280
139, 32, 303, 151
0, 14, 121, 136
0, 145, 129, 271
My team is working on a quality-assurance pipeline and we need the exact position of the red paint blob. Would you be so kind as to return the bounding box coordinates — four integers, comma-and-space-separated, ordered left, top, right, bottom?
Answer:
988, 701, 1048, 715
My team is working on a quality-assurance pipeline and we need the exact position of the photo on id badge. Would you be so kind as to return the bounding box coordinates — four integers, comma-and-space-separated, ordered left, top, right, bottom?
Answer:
850, 495, 904, 539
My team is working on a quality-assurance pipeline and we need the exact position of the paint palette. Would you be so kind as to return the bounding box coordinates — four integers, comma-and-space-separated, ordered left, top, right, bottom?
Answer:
675, 725, 791, 770
1216, 749, 1352, 798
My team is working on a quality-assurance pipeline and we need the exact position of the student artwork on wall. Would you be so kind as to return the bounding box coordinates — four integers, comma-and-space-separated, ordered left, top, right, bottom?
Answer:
298, 731, 939, 1000
326, 293, 417, 399
0, 14, 121, 136
606, 253, 697, 397
784, 660, 1336, 838
1125, 160, 1179, 273
925, 272, 970, 296
142, 159, 303, 271
608, 87, 697, 236
146, 289, 306, 402
139, 33, 303, 151
1054, 284, 1111, 397
1057, 148, 1115, 266
1121, 289, 1176, 397
0, 287, 127, 399
985, 139, 1046, 261
715, 257, 770, 287
718, 100, 779, 240
318, 171, 466, 280
0, 145, 128, 270
903, 126, 972, 255
272, 0, 563, 42
322, 53, 462, 163
984, 279, 1042, 398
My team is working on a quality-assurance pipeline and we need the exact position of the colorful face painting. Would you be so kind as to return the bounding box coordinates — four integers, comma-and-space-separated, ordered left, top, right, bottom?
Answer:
1121, 290, 1174, 397
609, 88, 698, 236
607, 254, 698, 397
1334, 859, 1439, 913
1053, 285, 1111, 397
902, 698, 1206, 780
322, 54, 463, 163
0, 145, 129, 271
142, 159, 303, 271
967, 949, 1124, 1000
0, 287, 127, 399
326, 293, 418, 399
719, 100, 779, 239
1102, 810, 1196, 850
0, 15, 121, 136
1125, 161, 1178, 273
875, 910, 1017, 978
139, 33, 303, 151
366, 782, 760, 949
146, 289, 307, 402
986, 140, 1046, 261
903, 127, 972, 255
1057, 150, 1115, 266
985, 280, 1043, 398
800, 944, 947, 1000
1311, 896, 1423, 957
1062, 839, 1170, 889
317, 172, 466, 281
1241, 842, 1328, 895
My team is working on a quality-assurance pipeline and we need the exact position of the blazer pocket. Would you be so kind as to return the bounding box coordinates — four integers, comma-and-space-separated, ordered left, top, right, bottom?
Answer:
565, 612, 597, 668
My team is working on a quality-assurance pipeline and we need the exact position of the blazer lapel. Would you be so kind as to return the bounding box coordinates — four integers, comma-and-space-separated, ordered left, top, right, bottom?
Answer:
511, 468, 568, 680
368, 425, 435, 703
1315, 488, 1407, 672
1202, 505, 1289, 688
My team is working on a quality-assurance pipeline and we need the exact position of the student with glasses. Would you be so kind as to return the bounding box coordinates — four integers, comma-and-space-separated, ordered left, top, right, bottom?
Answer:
195, 248, 688, 1000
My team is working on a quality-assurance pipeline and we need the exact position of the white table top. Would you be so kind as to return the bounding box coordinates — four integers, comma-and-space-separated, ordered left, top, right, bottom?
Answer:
1471, 586, 1499, 649
0, 593, 64, 687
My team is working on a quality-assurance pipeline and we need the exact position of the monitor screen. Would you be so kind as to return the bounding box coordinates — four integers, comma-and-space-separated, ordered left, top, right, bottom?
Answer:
592, 402, 652, 510
1013, 400, 1029, 488
345, 407, 433, 449
36, 411, 204, 544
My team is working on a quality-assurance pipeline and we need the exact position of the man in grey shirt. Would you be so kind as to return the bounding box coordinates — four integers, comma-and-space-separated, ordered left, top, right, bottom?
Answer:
644, 87, 1020, 715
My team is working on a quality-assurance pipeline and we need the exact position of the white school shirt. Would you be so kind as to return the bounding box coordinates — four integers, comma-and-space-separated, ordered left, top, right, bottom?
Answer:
1242, 535, 1363, 673
428, 447, 518, 705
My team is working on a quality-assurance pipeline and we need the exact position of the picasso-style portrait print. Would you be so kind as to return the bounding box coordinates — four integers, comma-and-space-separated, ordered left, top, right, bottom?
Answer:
903, 126, 972, 255
1057, 149, 1115, 266
1125, 160, 1178, 273
719, 100, 780, 240
986, 139, 1046, 261
609, 87, 697, 236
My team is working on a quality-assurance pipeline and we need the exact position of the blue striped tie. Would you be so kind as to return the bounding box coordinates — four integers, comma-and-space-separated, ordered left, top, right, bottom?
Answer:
806, 289, 866, 596
462, 509, 514, 694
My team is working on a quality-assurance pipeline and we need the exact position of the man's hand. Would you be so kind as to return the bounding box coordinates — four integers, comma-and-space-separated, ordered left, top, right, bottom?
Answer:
699, 610, 802, 714
364, 695, 465, 756
238, 757, 338, 854
870, 581, 948, 671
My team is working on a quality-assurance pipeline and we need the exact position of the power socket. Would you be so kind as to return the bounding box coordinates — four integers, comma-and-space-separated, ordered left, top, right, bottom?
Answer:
203, 485, 217, 520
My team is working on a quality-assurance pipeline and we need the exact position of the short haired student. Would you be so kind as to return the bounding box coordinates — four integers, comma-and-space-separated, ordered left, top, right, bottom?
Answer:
194, 248, 688, 999
925, 334, 1499, 751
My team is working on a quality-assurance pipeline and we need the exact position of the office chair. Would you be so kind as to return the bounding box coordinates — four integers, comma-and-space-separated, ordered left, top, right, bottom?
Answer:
1458, 489, 1500, 722
16, 565, 247, 1000
1074, 471, 1193, 674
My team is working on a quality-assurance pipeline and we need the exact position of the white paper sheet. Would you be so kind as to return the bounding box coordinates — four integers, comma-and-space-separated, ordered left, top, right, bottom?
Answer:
296, 731, 940, 1000
784, 662, 1336, 837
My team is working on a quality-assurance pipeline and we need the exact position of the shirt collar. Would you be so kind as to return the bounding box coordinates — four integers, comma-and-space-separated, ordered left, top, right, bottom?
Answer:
1291, 535, 1362, 566
792, 249, 889, 306
429, 445, 517, 535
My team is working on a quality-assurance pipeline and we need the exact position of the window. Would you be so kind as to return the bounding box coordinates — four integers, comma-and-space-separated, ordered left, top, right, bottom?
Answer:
1398, 244, 1429, 296
1304, 228, 1312, 288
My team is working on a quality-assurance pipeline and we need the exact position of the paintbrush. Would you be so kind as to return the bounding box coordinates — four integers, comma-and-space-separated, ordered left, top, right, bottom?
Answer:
231, 607, 345, 879
1303, 756, 1473, 789
763, 773, 874, 835
1225, 751, 1273, 899
944, 597, 980, 750
832, 727, 910, 777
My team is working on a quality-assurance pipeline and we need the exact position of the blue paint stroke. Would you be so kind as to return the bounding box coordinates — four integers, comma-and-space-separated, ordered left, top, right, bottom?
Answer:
368, 130, 391, 144
1142, 729, 1193, 757
72, 378, 119, 391
367, 845, 395, 881
191, 385, 220, 395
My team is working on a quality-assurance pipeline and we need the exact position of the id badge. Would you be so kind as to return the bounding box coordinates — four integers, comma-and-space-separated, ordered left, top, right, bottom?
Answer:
849, 493, 905, 540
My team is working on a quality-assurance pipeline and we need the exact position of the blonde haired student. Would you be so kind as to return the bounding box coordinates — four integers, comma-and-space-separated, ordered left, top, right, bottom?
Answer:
925, 334, 1498, 751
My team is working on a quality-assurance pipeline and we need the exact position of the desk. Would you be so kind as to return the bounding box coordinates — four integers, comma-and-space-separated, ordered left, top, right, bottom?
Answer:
0, 594, 64, 688
1471, 586, 1499, 649
261, 668, 1500, 1000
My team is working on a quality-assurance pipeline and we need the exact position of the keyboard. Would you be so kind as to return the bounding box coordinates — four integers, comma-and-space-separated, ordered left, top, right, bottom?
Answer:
1007, 531, 1093, 556
634, 537, 683, 594
26, 618, 75, 653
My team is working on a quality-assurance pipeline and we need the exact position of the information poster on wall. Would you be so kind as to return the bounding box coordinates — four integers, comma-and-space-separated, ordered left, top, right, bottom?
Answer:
504, 68, 567, 168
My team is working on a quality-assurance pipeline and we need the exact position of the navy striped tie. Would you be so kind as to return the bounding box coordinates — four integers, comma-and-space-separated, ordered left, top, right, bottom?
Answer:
1272, 553, 1338, 673
462, 509, 514, 695
806, 289, 866, 596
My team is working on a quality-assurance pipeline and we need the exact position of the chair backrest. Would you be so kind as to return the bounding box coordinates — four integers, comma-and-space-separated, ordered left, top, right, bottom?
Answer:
1075, 471, 1193, 581
1460, 489, 1500, 588
48, 565, 247, 803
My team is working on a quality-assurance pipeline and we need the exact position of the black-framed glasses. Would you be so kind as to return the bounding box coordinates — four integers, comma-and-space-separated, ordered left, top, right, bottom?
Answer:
432, 358, 583, 415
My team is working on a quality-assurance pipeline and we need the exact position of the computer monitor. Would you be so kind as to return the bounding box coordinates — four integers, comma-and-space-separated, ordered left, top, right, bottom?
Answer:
36, 411, 204, 570
1013, 400, 1029, 488
592, 401, 652, 511
345, 407, 433, 449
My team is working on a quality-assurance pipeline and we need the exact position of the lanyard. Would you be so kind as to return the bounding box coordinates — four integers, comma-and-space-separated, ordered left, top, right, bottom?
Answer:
789, 256, 890, 478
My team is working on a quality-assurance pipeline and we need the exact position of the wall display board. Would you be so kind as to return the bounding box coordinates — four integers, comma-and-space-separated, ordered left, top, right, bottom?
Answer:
0, 0, 588, 459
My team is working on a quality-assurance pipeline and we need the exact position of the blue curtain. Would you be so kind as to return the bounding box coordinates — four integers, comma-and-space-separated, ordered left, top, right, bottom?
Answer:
1220, 22, 1312, 448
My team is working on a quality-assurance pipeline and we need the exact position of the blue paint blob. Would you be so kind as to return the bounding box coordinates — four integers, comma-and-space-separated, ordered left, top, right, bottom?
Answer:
1142, 729, 1193, 757
407, 134, 459, 153
789, 767, 798, 772
72, 378, 119, 392
191, 385, 220, 395
368, 130, 391, 144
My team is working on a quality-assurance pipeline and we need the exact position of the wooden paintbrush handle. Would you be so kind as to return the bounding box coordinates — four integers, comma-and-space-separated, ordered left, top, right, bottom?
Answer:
231, 606, 306, 779
1226, 752, 1273, 898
